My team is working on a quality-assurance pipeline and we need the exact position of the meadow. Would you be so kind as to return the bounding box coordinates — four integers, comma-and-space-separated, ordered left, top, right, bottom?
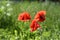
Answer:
0, 1, 60, 40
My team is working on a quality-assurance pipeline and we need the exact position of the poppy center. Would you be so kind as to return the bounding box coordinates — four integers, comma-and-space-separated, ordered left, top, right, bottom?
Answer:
40, 15, 45, 20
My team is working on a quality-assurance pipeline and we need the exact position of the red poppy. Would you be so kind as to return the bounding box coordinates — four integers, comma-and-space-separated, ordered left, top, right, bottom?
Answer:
30, 19, 42, 32
34, 10, 46, 22
18, 12, 31, 22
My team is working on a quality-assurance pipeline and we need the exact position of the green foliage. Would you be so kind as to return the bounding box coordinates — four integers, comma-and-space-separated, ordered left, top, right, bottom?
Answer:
0, 1, 60, 40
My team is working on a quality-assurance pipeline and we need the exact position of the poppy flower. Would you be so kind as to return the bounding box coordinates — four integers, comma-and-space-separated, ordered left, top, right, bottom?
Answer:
30, 19, 42, 32
18, 12, 31, 22
34, 10, 46, 22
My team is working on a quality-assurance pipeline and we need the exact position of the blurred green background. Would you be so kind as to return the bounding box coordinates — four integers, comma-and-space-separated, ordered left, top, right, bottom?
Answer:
0, 0, 60, 40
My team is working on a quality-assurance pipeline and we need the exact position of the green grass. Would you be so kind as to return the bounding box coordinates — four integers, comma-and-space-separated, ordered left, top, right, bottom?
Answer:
0, 1, 60, 40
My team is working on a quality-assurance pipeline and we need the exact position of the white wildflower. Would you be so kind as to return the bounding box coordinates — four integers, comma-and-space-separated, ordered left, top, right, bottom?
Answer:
1, 6, 5, 9
6, 3, 10, 6
7, 13, 11, 16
